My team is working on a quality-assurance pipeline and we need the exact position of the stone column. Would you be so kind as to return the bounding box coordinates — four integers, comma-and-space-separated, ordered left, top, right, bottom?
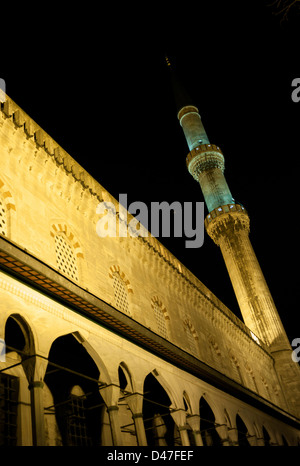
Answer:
126, 393, 147, 446
247, 434, 258, 446
170, 410, 190, 446
186, 414, 203, 446
100, 384, 123, 446
28, 380, 45, 446
227, 427, 239, 446
24, 355, 48, 446
256, 437, 266, 446
215, 424, 231, 446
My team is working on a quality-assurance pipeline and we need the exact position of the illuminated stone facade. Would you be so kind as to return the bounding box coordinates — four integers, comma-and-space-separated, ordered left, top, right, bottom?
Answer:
0, 95, 299, 446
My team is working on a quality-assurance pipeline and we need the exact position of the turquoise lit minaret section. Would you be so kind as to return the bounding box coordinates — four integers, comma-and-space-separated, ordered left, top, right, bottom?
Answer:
179, 105, 234, 213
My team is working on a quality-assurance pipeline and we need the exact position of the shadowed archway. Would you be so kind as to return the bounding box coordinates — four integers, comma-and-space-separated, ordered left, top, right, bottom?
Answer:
44, 333, 105, 446
143, 373, 176, 446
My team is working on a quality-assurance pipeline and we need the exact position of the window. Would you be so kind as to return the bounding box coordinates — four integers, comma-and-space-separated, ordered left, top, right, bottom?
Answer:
0, 374, 19, 446
66, 388, 91, 446
112, 272, 130, 315
185, 323, 198, 356
0, 198, 7, 236
229, 354, 244, 385
209, 338, 223, 372
55, 233, 79, 282
153, 302, 168, 339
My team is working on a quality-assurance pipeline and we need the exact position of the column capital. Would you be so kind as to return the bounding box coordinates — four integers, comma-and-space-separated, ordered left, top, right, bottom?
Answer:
125, 392, 144, 414
28, 381, 44, 390
99, 383, 120, 408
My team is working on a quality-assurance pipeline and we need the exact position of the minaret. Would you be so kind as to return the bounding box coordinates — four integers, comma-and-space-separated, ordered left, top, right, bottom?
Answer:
167, 58, 300, 416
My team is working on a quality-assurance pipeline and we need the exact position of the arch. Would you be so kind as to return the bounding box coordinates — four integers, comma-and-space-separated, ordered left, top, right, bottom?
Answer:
208, 335, 224, 372
258, 423, 278, 446
244, 362, 259, 393
151, 296, 169, 319
281, 434, 289, 446
109, 266, 133, 316
183, 318, 199, 355
262, 425, 271, 446
260, 376, 271, 401
224, 408, 233, 429
235, 414, 251, 446
108, 265, 133, 294
199, 396, 222, 446
183, 391, 192, 415
71, 332, 111, 386
151, 297, 169, 339
5, 313, 35, 356
118, 362, 133, 393
200, 392, 225, 426
235, 410, 257, 438
150, 369, 181, 409
50, 223, 84, 258
44, 332, 106, 446
228, 350, 244, 385
142, 372, 176, 446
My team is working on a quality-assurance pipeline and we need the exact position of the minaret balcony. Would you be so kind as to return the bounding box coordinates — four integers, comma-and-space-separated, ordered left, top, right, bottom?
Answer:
205, 204, 250, 245
186, 144, 225, 180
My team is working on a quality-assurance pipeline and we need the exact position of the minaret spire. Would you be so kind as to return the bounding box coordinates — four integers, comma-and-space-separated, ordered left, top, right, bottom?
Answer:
171, 60, 300, 417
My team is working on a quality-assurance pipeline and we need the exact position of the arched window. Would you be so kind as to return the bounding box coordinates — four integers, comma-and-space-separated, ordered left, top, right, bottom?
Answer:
261, 377, 271, 401
208, 337, 223, 372
0, 197, 7, 236
153, 301, 168, 339
112, 272, 130, 315
244, 363, 259, 393
184, 322, 198, 356
54, 233, 79, 282
236, 414, 250, 446
199, 397, 221, 446
229, 353, 244, 385
67, 386, 91, 446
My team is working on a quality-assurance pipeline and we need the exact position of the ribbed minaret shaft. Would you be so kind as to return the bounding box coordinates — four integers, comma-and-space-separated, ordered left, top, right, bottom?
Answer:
171, 65, 300, 416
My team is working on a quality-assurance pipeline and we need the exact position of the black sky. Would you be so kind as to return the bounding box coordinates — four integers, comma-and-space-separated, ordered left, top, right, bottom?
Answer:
2, 2, 300, 343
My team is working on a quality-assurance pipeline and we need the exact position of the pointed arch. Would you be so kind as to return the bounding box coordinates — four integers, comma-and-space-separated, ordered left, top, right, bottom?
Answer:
183, 391, 192, 415
50, 223, 84, 258
5, 313, 35, 356
228, 350, 244, 385
118, 361, 134, 393
108, 265, 133, 294
235, 414, 250, 446
199, 396, 222, 446
151, 297, 169, 339
44, 332, 106, 446
50, 223, 83, 282
208, 335, 223, 372
109, 266, 133, 316
183, 318, 198, 355
142, 372, 176, 446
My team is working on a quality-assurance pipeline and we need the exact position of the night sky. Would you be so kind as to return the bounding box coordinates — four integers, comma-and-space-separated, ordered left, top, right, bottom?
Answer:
2, 3, 300, 344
